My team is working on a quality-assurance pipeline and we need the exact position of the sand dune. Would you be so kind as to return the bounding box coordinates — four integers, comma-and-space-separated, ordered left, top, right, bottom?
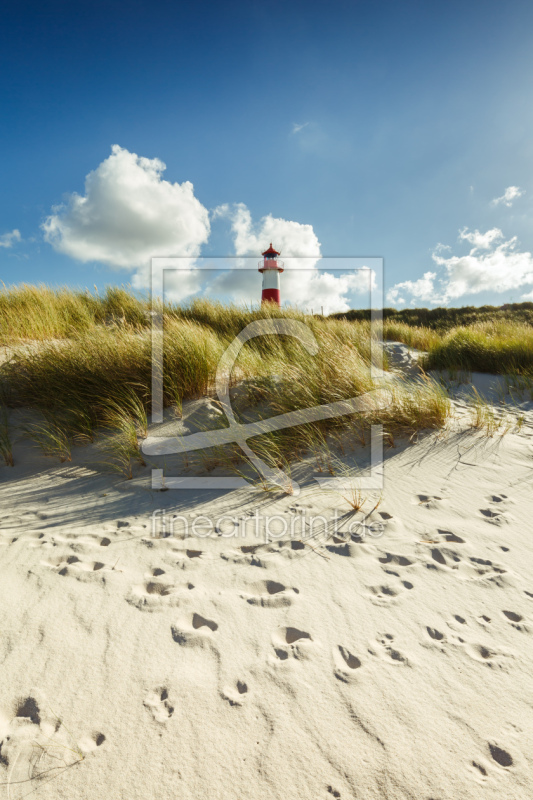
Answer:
1, 385, 533, 798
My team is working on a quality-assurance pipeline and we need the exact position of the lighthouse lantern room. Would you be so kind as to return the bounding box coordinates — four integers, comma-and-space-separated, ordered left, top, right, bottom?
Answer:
258, 243, 284, 306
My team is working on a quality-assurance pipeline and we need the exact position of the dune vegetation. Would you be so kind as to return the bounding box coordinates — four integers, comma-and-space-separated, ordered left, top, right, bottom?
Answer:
2, 285, 532, 377
380, 319, 533, 375
0, 286, 450, 473
422, 320, 533, 374
332, 302, 533, 376
334, 301, 533, 330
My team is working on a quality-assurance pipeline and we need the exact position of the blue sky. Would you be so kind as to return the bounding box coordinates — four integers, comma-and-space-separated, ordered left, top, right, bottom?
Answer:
1, 0, 533, 310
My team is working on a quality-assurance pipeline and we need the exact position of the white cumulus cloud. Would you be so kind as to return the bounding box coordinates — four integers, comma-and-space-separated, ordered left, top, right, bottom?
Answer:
227, 202, 321, 268
0, 229, 21, 248
458, 227, 503, 251
42, 145, 210, 298
211, 203, 373, 314
41, 147, 373, 310
387, 273, 437, 306
491, 186, 525, 207
387, 228, 533, 306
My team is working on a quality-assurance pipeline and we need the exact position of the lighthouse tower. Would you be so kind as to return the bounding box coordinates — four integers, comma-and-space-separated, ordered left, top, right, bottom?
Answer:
258, 243, 284, 306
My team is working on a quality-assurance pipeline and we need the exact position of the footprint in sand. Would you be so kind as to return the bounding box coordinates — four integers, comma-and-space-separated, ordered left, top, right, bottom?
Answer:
428, 619, 480, 649
220, 542, 277, 567
368, 633, 409, 665
42, 554, 115, 581
426, 626, 446, 642
171, 613, 219, 646
502, 610, 528, 631
470, 743, 514, 776
479, 493, 514, 525
378, 552, 413, 567
426, 546, 462, 569
271, 626, 314, 661
436, 529, 465, 544
430, 616, 514, 667
486, 493, 508, 504
18, 531, 49, 549
171, 547, 206, 569
470, 759, 489, 780
372, 510, 402, 534
462, 641, 512, 669
503, 610, 522, 623
377, 548, 415, 580
240, 579, 299, 608
20, 531, 105, 551
326, 541, 364, 558
78, 731, 107, 752
0, 694, 105, 786
127, 576, 193, 612
223, 539, 309, 567
221, 680, 249, 706
368, 584, 400, 604
479, 508, 510, 525
416, 494, 445, 510
467, 556, 509, 585
144, 687, 174, 723
488, 742, 513, 767
423, 547, 511, 583
368, 577, 414, 605
333, 645, 362, 683
18, 529, 122, 553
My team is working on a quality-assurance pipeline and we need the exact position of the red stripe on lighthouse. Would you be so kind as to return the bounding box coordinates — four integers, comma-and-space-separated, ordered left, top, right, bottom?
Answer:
261, 288, 281, 306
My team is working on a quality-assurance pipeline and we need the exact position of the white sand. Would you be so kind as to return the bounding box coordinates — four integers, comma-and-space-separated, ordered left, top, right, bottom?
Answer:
1, 383, 533, 798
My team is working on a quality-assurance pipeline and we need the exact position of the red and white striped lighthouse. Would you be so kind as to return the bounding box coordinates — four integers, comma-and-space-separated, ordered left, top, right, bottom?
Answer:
258, 243, 284, 306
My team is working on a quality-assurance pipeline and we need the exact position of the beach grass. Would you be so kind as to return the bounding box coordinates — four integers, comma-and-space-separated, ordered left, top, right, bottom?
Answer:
334, 301, 533, 330
0, 290, 451, 467
3, 283, 532, 376
382, 321, 441, 352
0, 405, 14, 466
423, 320, 533, 375
0, 284, 152, 344
381, 318, 533, 376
